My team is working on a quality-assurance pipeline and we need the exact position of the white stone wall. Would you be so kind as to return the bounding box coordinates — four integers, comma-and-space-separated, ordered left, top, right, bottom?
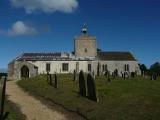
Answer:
96, 60, 141, 75
29, 60, 141, 75
29, 61, 90, 74
8, 60, 141, 80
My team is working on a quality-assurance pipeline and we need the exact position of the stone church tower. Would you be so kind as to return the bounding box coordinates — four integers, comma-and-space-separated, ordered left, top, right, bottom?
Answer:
74, 24, 97, 57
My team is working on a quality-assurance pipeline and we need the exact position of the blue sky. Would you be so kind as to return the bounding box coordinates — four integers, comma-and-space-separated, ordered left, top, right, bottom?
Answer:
0, 0, 160, 68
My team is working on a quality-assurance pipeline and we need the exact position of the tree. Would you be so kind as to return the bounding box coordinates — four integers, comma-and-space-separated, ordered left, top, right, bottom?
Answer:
139, 64, 147, 72
139, 64, 148, 76
97, 48, 102, 52
150, 62, 160, 75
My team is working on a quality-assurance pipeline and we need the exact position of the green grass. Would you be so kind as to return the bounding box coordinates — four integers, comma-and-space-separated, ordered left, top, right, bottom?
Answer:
0, 95, 25, 120
17, 74, 160, 120
4, 100, 26, 120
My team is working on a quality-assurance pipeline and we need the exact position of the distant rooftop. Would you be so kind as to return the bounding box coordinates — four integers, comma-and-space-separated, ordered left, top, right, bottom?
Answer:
97, 51, 137, 61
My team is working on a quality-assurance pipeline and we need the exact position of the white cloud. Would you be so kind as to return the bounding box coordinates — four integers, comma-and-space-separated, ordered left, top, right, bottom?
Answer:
10, 0, 78, 14
8, 21, 37, 36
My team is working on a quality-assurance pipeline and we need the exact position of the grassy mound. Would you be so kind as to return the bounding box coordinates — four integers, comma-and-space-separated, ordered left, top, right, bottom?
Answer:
17, 74, 160, 120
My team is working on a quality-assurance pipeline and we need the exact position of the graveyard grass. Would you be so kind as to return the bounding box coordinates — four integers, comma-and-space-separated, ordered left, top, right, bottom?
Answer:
17, 74, 160, 120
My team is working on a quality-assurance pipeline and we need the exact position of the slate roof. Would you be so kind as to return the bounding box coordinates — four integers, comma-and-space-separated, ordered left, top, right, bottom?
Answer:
16, 51, 137, 61
97, 51, 137, 61
16, 53, 71, 61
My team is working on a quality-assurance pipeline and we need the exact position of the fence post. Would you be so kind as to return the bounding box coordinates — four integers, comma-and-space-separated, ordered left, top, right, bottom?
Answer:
0, 73, 9, 120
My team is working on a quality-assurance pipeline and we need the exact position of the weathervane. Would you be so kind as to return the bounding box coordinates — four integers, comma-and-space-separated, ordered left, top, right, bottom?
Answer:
81, 23, 88, 34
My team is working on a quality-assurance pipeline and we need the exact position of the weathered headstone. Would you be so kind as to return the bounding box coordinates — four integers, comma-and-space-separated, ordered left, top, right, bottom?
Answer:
151, 74, 157, 80
92, 70, 95, 79
54, 74, 58, 88
107, 71, 111, 82
97, 62, 100, 76
87, 73, 98, 102
73, 70, 76, 81
49, 74, 52, 85
131, 72, 135, 78
79, 71, 86, 97
47, 72, 50, 83
124, 72, 126, 79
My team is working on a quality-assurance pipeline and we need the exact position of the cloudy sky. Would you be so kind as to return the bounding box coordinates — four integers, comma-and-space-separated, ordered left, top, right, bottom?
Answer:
0, 0, 160, 68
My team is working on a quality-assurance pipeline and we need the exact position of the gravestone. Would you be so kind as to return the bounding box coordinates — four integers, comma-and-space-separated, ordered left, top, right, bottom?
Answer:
79, 71, 86, 97
131, 72, 135, 78
87, 73, 98, 102
47, 72, 50, 83
73, 70, 76, 81
54, 74, 58, 88
49, 74, 52, 85
97, 62, 100, 76
151, 73, 157, 80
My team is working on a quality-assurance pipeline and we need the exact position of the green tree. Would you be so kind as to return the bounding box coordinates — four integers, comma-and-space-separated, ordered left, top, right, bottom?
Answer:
139, 64, 147, 72
139, 64, 148, 76
150, 62, 160, 75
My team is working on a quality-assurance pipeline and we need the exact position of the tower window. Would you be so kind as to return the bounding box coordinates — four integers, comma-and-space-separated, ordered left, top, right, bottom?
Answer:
85, 48, 87, 53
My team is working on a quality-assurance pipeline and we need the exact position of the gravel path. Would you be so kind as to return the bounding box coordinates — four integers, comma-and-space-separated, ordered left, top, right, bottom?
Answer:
6, 80, 84, 120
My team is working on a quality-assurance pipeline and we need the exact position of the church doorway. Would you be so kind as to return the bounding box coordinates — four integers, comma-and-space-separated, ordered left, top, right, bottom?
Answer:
21, 65, 29, 78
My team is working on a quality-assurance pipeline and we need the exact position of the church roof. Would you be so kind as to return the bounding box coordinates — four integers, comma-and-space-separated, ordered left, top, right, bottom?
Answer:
16, 51, 137, 61
16, 52, 71, 61
97, 51, 137, 61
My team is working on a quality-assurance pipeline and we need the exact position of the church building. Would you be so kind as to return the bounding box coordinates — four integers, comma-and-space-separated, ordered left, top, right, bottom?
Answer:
8, 25, 141, 80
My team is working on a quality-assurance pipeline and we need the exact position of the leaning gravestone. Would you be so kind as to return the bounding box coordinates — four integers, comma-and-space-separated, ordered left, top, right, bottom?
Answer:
79, 71, 86, 97
97, 62, 100, 76
87, 73, 98, 102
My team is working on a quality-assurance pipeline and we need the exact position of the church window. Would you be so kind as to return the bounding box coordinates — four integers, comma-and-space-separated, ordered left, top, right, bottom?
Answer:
62, 63, 69, 71
124, 64, 129, 71
46, 63, 50, 72
88, 64, 91, 72
103, 64, 107, 71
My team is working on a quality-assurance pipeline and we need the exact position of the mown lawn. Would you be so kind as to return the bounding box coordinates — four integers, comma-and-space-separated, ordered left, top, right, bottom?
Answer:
17, 74, 160, 120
